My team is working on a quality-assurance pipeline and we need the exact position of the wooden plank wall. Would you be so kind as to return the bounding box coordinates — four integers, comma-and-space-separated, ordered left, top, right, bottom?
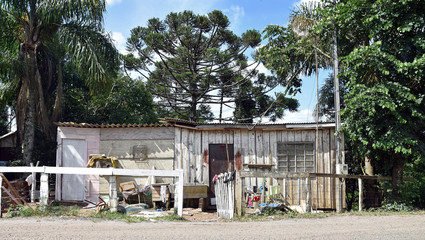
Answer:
175, 127, 337, 209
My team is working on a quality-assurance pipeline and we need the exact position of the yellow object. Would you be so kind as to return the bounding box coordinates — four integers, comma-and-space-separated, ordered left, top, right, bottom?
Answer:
87, 154, 118, 168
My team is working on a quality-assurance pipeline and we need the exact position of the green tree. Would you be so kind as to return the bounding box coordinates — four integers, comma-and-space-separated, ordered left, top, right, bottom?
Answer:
62, 72, 158, 124
0, 0, 119, 165
319, 0, 425, 201
124, 10, 266, 121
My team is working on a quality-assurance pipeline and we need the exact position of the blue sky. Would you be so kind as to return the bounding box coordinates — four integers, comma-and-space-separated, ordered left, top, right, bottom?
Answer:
103, 0, 325, 123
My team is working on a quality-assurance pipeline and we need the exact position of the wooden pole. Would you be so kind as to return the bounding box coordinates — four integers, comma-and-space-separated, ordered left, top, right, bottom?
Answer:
333, 19, 344, 213
109, 176, 117, 212
235, 171, 244, 216
0, 174, 2, 218
283, 178, 287, 204
306, 177, 311, 212
177, 170, 184, 217
39, 173, 49, 209
358, 178, 363, 212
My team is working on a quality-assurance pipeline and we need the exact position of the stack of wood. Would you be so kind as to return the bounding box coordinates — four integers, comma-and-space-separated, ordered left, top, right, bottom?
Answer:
1, 174, 31, 216
213, 172, 235, 219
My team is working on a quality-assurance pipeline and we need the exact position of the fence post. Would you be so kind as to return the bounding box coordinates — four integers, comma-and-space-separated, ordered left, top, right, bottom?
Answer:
283, 178, 287, 204
235, 171, 244, 216
109, 175, 117, 212
40, 173, 49, 209
306, 177, 311, 212
177, 170, 184, 217
0, 174, 3, 218
358, 178, 363, 212
30, 163, 37, 203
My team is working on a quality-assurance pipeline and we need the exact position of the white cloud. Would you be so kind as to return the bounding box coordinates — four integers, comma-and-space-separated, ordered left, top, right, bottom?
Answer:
106, 0, 123, 6
111, 31, 127, 54
227, 5, 245, 28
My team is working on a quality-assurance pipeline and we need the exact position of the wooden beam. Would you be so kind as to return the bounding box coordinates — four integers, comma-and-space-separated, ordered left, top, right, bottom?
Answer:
240, 171, 309, 179
1, 173, 24, 205
1, 186, 20, 205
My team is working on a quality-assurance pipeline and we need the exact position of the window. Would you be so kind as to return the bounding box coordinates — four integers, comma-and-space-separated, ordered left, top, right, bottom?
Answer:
277, 143, 314, 172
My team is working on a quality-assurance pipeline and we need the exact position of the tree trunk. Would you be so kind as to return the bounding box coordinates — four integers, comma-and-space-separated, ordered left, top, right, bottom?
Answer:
22, 51, 37, 166
391, 156, 404, 202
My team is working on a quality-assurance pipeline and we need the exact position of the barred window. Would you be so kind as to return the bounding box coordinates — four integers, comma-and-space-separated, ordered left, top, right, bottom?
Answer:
277, 143, 314, 172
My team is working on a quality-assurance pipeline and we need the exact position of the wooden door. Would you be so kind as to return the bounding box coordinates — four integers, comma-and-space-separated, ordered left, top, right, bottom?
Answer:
62, 139, 86, 201
208, 144, 234, 198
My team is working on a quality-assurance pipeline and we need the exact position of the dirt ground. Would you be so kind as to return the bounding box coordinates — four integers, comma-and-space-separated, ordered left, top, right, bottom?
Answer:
1, 213, 425, 239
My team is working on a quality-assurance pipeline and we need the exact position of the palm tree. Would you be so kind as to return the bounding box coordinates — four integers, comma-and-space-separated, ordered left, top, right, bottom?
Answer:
0, 0, 119, 165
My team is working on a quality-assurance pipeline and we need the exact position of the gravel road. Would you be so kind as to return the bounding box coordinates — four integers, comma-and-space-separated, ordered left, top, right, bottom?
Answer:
1, 214, 425, 239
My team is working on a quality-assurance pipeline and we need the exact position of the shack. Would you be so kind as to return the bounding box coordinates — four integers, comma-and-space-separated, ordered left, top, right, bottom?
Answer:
55, 123, 174, 202
165, 119, 340, 210
55, 119, 341, 210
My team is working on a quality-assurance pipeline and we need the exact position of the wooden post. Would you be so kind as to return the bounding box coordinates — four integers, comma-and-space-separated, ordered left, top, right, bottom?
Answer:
358, 178, 363, 212
235, 171, 244, 216
109, 175, 117, 212
39, 173, 49, 209
30, 162, 38, 203
177, 170, 184, 217
306, 177, 311, 212
0, 174, 3, 218
283, 178, 287, 204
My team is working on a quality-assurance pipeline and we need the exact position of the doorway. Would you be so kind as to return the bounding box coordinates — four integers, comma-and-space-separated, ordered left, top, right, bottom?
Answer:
208, 144, 234, 199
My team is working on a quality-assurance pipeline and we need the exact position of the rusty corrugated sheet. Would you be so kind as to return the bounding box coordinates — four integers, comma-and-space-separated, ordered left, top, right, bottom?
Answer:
55, 122, 172, 128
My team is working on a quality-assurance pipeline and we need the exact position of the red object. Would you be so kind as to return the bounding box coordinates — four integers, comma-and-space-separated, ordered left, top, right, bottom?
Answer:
253, 196, 260, 202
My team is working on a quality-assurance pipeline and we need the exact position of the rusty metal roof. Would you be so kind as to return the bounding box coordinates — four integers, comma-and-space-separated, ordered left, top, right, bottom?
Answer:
162, 118, 334, 126
162, 118, 335, 130
55, 122, 172, 128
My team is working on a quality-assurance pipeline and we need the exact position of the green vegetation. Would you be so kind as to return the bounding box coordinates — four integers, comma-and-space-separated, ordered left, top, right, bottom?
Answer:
124, 10, 298, 122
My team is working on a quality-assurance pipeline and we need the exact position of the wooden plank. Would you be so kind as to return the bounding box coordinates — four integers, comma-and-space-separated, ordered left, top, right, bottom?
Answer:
188, 130, 195, 183
1, 173, 24, 205
174, 127, 182, 170
248, 131, 256, 187
241, 171, 309, 178
1, 186, 21, 205
256, 130, 264, 189
201, 131, 209, 184
181, 129, 190, 184
270, 131, 278, 186
233, 130, 242, 172
195, 131, 202, 184
241, 131, 250, 187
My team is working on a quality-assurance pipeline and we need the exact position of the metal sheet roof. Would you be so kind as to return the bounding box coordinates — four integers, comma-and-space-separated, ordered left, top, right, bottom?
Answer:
55, 122, 172, 128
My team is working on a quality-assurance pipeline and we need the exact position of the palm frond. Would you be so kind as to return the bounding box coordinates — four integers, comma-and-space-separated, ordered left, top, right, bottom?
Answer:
58, 22, 120, 91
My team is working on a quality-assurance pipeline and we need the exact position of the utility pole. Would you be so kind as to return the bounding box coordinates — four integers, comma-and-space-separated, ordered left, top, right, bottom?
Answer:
332, 19, 344, 213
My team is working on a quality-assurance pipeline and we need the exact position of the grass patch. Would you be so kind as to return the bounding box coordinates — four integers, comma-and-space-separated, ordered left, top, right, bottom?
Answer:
89, 211, 146, 223
6, 205, 80, 218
